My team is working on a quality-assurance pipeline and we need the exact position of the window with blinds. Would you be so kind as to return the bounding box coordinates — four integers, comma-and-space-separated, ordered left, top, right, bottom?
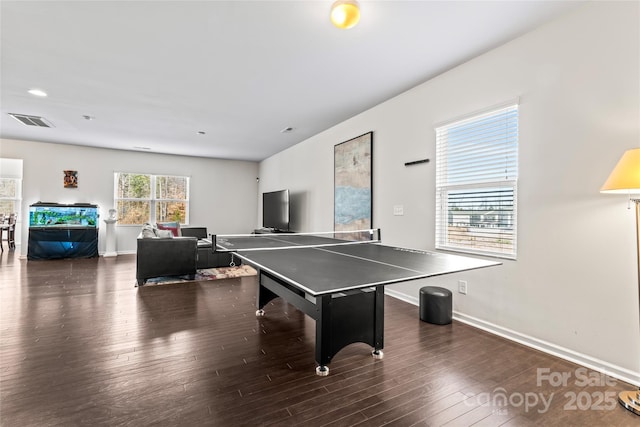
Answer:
435, 102, 519, 259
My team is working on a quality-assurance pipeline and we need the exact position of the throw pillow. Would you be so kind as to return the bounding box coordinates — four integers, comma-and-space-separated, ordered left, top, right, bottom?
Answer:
141, 222, 156, 238
155, 229, 174, 239
157, 221, 181, 237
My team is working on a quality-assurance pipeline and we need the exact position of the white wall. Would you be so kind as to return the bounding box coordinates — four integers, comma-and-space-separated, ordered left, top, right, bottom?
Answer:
0, 158, 23, 178
258, 1, 640, 385
0, 138, 259, 255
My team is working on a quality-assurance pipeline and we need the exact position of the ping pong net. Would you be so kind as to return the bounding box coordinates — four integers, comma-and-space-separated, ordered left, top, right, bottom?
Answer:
213, 228, 381, 253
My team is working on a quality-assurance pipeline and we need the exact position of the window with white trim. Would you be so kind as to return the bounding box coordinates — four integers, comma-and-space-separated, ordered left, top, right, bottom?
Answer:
435, 102, 519, 259
0, 178, 21, 216
114, 173, 190, 225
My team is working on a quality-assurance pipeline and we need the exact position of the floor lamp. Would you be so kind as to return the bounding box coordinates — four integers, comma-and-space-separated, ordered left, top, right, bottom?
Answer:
600, 147, 640, 416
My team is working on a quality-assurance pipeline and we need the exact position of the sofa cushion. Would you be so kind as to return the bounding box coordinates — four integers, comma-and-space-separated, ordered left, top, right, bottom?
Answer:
197, 238, 212, 248
181, 226, 208, 240
157, 221, 181, 237
140, 222, 174, 239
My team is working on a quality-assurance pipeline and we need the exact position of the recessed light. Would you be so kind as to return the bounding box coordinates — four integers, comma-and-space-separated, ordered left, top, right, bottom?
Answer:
197, 131, 206, 135
280, 127, 294, 133
82, 115, 95, 120
28, 89, 47, 97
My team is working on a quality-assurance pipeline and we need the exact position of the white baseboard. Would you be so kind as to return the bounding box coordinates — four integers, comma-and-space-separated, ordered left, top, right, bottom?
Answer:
386, 289, 419, 306
100, 250, 136, 256
384, 288, 640, 387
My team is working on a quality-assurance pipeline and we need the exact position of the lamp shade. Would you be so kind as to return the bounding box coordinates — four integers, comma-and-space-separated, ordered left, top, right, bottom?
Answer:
600, 148, 640, 194
330, 0, 360, 29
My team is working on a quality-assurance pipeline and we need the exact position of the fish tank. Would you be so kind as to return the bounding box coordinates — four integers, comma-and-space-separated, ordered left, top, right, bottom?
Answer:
29, 203, 99, 228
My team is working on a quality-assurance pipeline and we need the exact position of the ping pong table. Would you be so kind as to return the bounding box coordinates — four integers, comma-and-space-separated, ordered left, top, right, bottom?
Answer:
214, 230, 500, 376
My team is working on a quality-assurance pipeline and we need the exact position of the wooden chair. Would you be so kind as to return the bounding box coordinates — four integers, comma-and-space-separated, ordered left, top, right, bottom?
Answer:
0, 214, 4, 251
7, 213, 16, 250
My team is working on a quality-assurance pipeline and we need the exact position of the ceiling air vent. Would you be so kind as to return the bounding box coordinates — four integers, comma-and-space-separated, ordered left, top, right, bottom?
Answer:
8, 113, 54, 128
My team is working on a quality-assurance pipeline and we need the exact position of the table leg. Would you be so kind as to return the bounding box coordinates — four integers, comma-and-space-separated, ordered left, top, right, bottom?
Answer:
255, 271, 385, 376
314, 286, 384, 376
315, 295, 332, 374
256, 274, 279, 316
256, 289, 277, 315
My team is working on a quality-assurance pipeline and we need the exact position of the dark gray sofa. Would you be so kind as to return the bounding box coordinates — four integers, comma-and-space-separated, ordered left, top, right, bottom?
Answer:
136, 236, 198, 286
180, 226, 237, 269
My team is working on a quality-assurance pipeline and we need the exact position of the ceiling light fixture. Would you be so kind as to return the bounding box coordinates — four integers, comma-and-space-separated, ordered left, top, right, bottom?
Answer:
197, 131, 206, 135
330, 0, 360, 29
28, 89, 48, 97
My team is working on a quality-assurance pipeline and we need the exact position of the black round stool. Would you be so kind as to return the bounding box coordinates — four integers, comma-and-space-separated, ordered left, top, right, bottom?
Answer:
419, 286, 452, 325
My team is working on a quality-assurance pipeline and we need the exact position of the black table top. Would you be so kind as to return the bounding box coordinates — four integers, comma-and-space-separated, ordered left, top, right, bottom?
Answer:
218, 235, 500, 296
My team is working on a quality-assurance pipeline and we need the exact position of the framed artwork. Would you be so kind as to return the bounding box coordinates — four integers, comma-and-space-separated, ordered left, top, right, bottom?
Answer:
334, 132, 372, 232
63, 170, 78, 188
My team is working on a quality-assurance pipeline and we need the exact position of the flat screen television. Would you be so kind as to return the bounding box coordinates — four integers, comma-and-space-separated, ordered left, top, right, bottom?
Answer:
262, 189, 290, 232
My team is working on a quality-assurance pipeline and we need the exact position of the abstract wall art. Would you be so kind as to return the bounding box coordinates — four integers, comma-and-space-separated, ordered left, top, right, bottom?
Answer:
334, 132, 372, 232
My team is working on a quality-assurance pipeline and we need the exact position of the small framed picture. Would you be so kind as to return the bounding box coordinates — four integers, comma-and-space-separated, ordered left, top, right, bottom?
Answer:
64, 170, 78, 188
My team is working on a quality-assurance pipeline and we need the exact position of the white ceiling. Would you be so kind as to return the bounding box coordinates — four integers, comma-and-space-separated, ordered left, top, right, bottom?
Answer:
1, 1, 581, 162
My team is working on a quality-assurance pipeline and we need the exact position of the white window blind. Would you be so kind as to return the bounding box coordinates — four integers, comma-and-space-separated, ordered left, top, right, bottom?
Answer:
435, 103, 519, 259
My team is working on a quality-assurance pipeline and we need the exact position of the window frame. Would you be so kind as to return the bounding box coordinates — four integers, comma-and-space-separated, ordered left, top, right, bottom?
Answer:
0, 177, 22, 219
434, 101, 519, 260
113, 172, 190, 226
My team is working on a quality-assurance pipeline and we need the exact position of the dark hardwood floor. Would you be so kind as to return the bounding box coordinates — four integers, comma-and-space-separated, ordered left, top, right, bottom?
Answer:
1, 249, 637, 426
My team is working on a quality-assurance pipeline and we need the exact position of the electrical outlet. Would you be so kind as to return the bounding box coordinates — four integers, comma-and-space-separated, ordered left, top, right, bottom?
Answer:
393, 205, 404, 216
458, 280, 467, 295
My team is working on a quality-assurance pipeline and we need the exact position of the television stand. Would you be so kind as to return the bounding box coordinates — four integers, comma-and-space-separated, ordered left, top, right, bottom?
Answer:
253, 228, 289, 234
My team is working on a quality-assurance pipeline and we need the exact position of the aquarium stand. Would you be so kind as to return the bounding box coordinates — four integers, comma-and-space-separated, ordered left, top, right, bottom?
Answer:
28, 227, 99, 260
27, 203, 99, 260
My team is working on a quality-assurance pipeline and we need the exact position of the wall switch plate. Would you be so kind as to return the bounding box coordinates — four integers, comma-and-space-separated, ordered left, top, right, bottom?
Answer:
393, 205, 404, 216
458, 280, 467, 294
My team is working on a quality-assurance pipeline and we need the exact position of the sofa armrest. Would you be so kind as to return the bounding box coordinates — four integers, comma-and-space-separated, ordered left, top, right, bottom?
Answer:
136, 237, 198, 285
